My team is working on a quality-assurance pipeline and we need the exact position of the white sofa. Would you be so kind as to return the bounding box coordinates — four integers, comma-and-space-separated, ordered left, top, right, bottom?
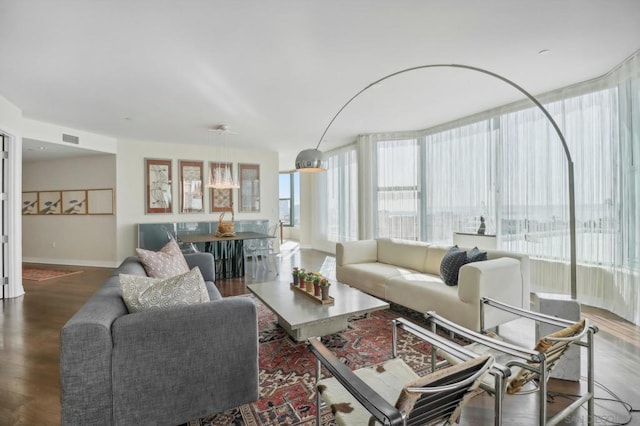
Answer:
336, 238, 530, 331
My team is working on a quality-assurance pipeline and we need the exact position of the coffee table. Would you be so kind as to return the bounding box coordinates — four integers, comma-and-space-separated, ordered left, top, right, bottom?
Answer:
247, 280, 389, 341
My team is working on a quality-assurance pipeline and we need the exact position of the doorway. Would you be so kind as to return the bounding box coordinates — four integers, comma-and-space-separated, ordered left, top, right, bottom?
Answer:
1, 133, 8, 298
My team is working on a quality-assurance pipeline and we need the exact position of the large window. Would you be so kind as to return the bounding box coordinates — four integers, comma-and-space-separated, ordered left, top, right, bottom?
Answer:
279, 172, 299, 226
375, 139, 421, 240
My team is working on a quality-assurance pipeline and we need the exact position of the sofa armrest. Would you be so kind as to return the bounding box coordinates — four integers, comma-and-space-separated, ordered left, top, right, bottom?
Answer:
184, 252, 215, 282
458, 258, 523, 305
111, 296, 259, 425
336, 240, 378, 266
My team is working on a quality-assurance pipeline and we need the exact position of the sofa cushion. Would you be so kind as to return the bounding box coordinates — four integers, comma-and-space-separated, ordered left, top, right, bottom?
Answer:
337, 263, 416, 299
385, 274, 464, 320
135, 239, 190, 279
440, 246, 469, 286
337, 240, 378, 266
120, 267, 209, 313
424, 245, 452, 275
377, 238, 429, 272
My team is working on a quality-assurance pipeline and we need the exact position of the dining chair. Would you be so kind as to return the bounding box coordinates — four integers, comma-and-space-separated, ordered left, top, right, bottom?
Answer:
243, 223, 271, 278
163, 227, 199, 254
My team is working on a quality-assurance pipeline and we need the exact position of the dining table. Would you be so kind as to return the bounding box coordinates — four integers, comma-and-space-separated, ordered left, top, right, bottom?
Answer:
179, 231, 273, 280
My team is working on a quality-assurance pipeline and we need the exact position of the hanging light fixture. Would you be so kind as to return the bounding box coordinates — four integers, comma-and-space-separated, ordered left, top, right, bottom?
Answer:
206, 124, 240, 189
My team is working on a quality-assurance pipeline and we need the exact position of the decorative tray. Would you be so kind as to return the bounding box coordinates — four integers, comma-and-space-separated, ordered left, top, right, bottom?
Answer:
290, 283, 334, 305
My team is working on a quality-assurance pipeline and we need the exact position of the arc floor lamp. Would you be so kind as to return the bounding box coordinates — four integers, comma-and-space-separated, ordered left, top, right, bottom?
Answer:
296, 64, 577, 299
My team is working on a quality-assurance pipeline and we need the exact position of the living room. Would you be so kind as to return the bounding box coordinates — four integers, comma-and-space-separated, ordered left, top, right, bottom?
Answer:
2, 1, 640, 425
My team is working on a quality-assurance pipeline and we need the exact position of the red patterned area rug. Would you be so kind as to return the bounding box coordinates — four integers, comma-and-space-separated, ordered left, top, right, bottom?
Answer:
186, 299, 436, 426
22, 266, 83, 281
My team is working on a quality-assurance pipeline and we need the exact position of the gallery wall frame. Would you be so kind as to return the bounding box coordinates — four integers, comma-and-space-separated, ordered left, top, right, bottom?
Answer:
62, 190, 88, 215
38, 191, 62, 215
145, 158, 173, 214
22, 189, 115, 215
209, 161, 234, 213
179, 160, 204, 214
87, 189, 115, 215
22, 191, 38, 215
238, 163, 260, 212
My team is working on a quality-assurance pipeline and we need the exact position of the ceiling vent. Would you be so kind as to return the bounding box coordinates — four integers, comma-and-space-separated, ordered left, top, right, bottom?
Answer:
62, 133, 79, 144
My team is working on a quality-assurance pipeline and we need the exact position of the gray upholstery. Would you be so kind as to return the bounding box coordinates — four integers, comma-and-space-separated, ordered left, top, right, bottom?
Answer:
60, 252, 258, 425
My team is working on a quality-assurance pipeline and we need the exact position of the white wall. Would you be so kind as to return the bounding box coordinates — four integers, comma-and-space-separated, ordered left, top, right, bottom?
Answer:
116, 139, 279, 262
0, 95, 25, 298
22, 118, 118, 154
22, 155, 117, 267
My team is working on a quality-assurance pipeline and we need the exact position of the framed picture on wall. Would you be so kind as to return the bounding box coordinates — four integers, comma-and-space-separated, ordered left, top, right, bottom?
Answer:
38, 191, 62, 215
209, 162, 234, 212
145, 158, 173, 214
22, 192, 38, 215
62, 190, 88, 215
179, 160, 204, 213
87, 188, 114, 214
239, 163, 260, 212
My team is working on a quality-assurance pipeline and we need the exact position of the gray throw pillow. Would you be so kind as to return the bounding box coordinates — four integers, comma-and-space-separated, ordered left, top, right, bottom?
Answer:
467, 246, 488, 263
439, 246, 469, 286
120, 267, 209, 313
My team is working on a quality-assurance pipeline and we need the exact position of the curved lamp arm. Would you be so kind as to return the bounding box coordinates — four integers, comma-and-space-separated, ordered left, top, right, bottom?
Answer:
301, 63, 577, 298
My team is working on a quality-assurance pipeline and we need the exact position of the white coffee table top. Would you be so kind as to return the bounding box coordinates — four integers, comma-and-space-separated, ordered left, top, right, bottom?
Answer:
247, 280, 389, 330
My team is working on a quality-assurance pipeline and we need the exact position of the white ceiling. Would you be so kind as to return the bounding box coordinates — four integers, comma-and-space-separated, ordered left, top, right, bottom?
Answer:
2, 1, 639, 169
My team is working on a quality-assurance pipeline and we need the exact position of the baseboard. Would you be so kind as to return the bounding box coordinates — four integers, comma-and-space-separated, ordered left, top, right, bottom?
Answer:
22, 257, 118, 269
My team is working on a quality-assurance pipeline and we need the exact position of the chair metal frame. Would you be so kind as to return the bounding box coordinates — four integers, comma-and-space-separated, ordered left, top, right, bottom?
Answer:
425, 296, 598, 426
308, 318, 499, 426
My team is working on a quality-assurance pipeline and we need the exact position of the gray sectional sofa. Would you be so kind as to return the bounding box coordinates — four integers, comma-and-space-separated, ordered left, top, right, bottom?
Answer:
60, 253, 259, 425
336, 238, 530, 331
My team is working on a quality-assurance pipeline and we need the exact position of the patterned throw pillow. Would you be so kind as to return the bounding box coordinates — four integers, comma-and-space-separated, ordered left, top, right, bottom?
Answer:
120, 267, 209, 313
439, 246, 469, 286
467, 246, 488, 263
136, 238, 190, 279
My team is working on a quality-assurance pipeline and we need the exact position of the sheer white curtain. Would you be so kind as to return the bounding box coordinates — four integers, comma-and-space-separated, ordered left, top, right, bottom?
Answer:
424, 121, 496, 244
497, 56, 640, 324
311, 145, 359, 252
325, 145, 358, 243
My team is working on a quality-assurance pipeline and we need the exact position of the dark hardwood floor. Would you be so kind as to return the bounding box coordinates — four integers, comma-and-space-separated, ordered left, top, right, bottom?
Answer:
2, 245, 638, 425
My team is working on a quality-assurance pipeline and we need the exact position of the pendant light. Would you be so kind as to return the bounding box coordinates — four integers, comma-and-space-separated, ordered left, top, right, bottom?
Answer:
207, 124, 239, 189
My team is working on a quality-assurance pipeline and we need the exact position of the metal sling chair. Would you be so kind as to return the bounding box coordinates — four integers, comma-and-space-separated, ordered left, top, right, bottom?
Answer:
425, 296, 598, 426
307, 318, 495, 426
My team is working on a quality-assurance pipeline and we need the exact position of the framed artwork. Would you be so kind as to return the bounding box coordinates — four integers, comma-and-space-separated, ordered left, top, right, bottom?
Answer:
22, 192, 38, 215
62, 190, 88, 215
179, 160, 204, 213
87, 189, 114, 214
38, 191, 62, 215
209, 162, 234, 212
145, 158, 173, 214
239, 163, 260, 212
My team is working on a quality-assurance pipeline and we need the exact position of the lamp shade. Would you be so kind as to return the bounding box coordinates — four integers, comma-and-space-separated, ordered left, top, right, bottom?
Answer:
295, 148, 326, 172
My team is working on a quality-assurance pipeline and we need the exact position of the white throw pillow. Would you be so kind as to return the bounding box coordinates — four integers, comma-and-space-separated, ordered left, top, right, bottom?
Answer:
120, 267, 209, 313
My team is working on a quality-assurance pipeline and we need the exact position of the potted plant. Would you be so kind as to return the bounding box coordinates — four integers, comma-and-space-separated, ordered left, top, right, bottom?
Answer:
320, 278, 331, 300
306, 272, 316, 293
312, 274, 322, 296
298, 270, 307, 289
292, 267, 300, 285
